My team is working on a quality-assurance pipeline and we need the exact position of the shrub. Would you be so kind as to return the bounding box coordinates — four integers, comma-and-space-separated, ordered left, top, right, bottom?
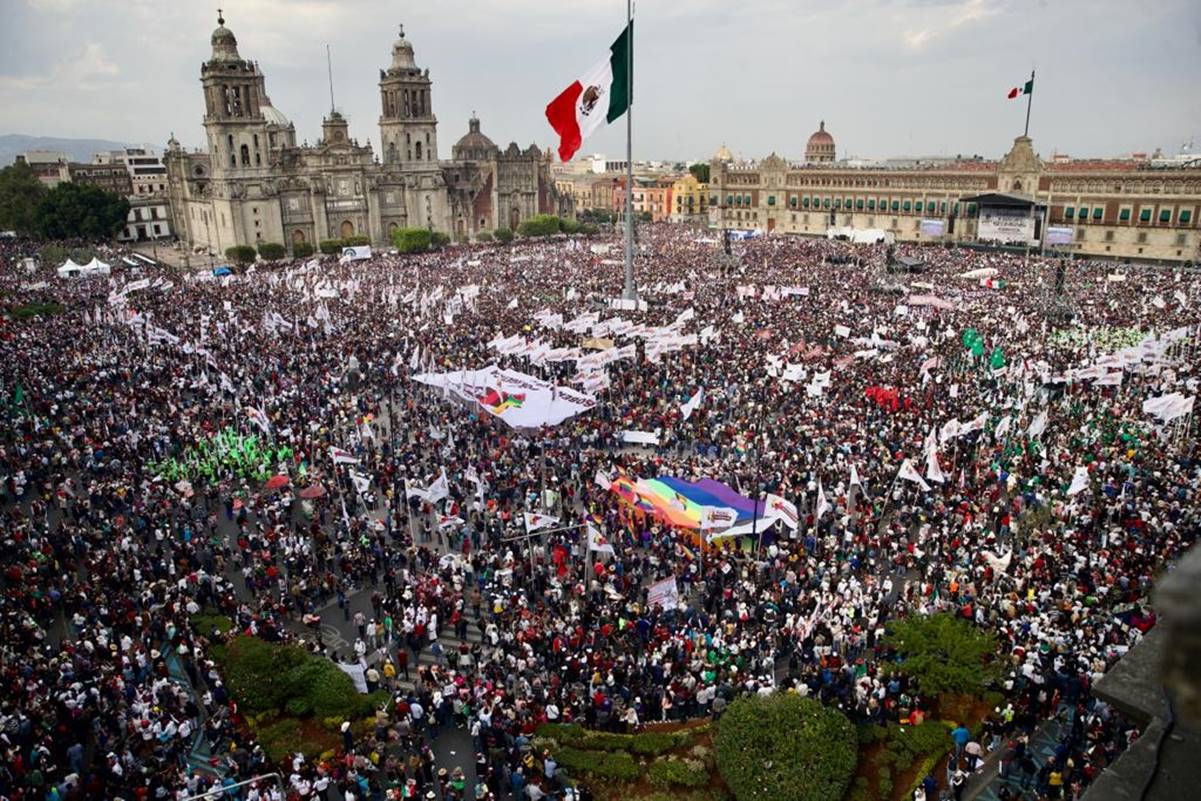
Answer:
342, 234, 371, 246
891, 721, 950, 758
856, 724, 882, 746
224, 245, 256, 266
559, 217, 581, 235
392, 227, 431, 254
319, 239, 343, 255
256, 718, 314, 764
190, 613, 233, 638
877, 767, 893, 798
555, 747, 640, 781
648, 758, 708, 788
10, 302, 65, 319
257, 242, 286, 260
285, 697, 313, 717
493, 227, 514, 244
715, 694, 856, 801
431, 231, 451, 248
580, 223, 599, 236
884, 613, 1001, 697
475, 231, 494, 242
536, 723, 584, 744
518, 214, 562, 237
292, 242, 315, 258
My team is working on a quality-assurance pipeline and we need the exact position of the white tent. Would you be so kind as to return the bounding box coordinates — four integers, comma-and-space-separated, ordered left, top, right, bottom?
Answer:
57, 257, 111, 278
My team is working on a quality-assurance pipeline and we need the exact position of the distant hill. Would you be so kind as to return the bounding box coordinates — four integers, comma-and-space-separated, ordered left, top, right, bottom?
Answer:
0, 133, 139, 165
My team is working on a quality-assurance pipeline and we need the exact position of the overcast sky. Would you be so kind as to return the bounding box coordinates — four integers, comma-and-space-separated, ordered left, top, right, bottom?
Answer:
1, 0, 1198, 163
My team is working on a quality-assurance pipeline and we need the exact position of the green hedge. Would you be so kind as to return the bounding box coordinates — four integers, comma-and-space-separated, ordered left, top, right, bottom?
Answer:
343, 234, 371, 246
534, 724, 690, 756
431, 231, 451, 248
494, 227, 514, 244
257, 242, 286, 260
392, 227, 431, 254
319, 239, 344, 255
517, 214, 563, 237
10, 302, 65, 319
190, 612, 233, 638
292, 242, 315, 258
715, 694, 856, 801
211, 635, 385, 721
555, 747, 641, 782
648, 758, 708, 788
475, 231, 494, 242
225, 245, 256, 266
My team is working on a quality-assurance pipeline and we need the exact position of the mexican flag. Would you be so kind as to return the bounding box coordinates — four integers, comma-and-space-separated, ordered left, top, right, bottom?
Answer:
545, 22, 632, 162
1007, 77, 1033, 99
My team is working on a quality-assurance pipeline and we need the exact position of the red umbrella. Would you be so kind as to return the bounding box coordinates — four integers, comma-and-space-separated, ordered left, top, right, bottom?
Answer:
298, 484, 326, 499
265, 474, 289, 491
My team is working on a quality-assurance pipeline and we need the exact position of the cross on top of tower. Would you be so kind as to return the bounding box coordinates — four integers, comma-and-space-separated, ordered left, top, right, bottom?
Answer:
398, 23, 404, 38
217, 8, 224, 25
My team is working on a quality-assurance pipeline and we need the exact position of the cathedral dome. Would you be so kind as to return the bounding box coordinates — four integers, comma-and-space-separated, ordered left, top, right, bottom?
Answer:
453, 116, 498, 161
210, 13, 240, 61
260, 97, 291, 128
805, 120, 836, 162
713, 143, 733, 162
390, 24, 416, 70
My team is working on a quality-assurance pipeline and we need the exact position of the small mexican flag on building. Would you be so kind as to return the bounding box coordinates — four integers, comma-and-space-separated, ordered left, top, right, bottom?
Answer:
1007, 77, 1033, 99
545, 22, 632, 162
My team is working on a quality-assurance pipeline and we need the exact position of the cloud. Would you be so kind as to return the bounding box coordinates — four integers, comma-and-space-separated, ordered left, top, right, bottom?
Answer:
903, 0, 999, 50
0, 42, 119, 91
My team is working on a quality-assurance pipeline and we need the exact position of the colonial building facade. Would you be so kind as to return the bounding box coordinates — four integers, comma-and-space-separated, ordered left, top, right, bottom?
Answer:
165, 16, 568, 255
711, 132, 1201, 262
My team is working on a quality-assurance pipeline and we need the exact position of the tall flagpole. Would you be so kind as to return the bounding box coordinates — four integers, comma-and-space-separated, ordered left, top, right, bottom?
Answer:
1023, 68, 1034, 138
622, 0, 637, 300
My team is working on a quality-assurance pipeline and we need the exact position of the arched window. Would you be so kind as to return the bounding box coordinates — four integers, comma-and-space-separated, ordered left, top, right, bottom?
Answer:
415, 141, 423, 160
387, 142, 397, 163
340, 220, 354, 238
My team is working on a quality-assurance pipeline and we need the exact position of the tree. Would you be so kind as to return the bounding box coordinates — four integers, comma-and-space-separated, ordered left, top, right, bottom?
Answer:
884, 613, 1001, 697
517, 214, 562, 237
342, 234, 371, 246
0, 162, 47, 235
558, 217, 580, 235
318, 239, 343, 255
430, 231, 451, 248
225, 245, 256, 266
689, 162, 710, 183
292, 242, 315, 258
638, 210, 652, 223
392, 227, 431, 254
257, 242, 286, 260
580, 223, 599, 236
715, 694, 857, 801
493, 227, 514, 244
475, 231, 494, 243
36, 182, 129, 240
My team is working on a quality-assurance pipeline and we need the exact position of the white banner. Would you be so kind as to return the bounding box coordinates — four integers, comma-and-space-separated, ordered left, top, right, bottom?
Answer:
620, 430, 660, 446
413, 366, 597, 429
646, 577, 680, 611
337, 662, 369, 693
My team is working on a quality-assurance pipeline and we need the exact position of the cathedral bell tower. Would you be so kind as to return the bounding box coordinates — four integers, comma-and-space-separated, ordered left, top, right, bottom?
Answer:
200, 11, 271, 177
377, 24, 439, 168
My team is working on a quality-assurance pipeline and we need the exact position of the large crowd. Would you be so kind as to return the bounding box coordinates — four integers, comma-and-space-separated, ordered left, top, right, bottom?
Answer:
0, 226, 1195, 801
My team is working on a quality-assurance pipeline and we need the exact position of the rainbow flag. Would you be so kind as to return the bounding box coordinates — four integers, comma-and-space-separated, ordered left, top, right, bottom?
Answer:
607, 475, 764, 530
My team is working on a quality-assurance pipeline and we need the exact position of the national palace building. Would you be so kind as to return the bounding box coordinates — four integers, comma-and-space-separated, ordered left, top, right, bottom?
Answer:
710, 123, 1201, 263
165, 15, 568, 256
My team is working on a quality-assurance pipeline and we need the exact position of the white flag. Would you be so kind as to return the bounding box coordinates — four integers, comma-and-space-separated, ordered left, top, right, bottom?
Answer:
351, 471, 371, 496
329, 446, 360, 465
404, 479, 429, 502
1027, 410, 1048, 439
1066, 465, 1090, 497
814, 480, 830, 520
524, 512, 561, 533
247, 405, 271, 435
926, 446, 946, 484
594, 469, 614, 489
994, 415, 1012, 441
849, 464, 863, 488
680, 388, 704, 421
764, 493, 799, 530
587, 523, 615, 555
898, 458, 931, 491
425, 469, 449, 504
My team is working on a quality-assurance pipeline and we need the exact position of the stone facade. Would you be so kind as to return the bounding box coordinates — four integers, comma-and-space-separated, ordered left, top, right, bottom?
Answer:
710, 136, 1201, 262
166, 16, 568, 255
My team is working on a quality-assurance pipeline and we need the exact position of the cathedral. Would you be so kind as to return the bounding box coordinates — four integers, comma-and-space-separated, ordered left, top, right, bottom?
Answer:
165, 15, 569, 255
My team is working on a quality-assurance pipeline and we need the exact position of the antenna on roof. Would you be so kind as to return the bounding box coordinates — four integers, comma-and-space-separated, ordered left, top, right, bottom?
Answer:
326, 44, 335, 114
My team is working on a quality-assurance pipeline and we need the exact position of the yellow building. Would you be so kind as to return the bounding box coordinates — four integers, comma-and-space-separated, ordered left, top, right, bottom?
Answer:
710, 135, 1201, 263
670, 173, 708, 222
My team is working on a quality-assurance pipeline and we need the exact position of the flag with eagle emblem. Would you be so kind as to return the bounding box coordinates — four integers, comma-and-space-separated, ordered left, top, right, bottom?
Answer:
545, 22, 632, 162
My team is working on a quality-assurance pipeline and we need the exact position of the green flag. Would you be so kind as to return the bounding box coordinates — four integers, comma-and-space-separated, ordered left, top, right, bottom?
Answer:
989, 347, 1006, 370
